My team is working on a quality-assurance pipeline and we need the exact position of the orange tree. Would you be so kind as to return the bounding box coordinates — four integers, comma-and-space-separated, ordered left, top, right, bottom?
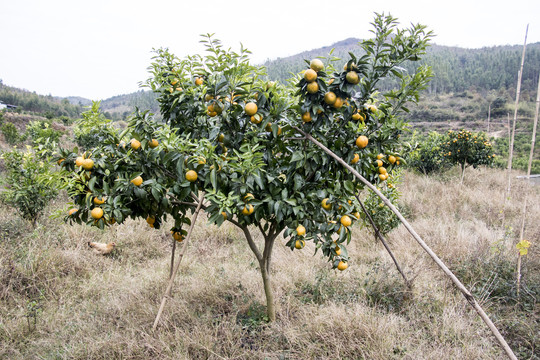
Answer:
442, 129, 495, 183
56, 14, 432, 321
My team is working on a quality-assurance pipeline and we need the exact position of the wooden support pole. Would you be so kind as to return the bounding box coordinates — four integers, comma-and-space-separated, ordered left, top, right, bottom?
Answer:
294, 126, 517, 360
152, 193, 205, 331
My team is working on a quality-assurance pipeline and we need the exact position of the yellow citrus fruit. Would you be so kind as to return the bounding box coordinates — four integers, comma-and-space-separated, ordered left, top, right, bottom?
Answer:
93, 196, 106, 205
146, 216, 155, 225
351, 113, 361, 121
321, 198, 332, 210
245, 102, 258, 116
337, 261, 348, 271
335, 246, 342, 256
82, 159, 94, 170
355, 135, 369, 149
131, 176, 143, 186
368, 104, 378, 113
91, 207, 104, 220
131, 139, 141, 150
75, 156, 84, 167
149, 139, 159, 148
375, 160, 383, 167
351, 154, 360, 164
346, 71, 360, 84
242, 204, 254, 215
221, 211, 227, 220
68, 208, 78, 216
353, 211, 360, 219
218, 133, 225, 143
378, 167, 387, 174
310, 59, 324, 72
333, 97, 344, 109
379, 173, 388, 181
250, 114, 263, 124
296, 225, 306, 236
306, 81, 319, 94
324, 92, 337, 105
377, 153, 384, 160
295, 239, 305, 249
304, 68, 317, 82
171, 78, 178, 86
388, 155, 396, 164
244, 193, 255, 202
205, 94, 213, 101
195, 77, 203, 86
341, 215, 352, 227
57, 158, 65, 165
302, 112, 312, 123
171, 231, 183, 242
186, 170, 198, 182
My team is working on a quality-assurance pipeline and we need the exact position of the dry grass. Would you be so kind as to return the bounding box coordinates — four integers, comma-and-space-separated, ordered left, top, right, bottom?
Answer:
0, 166, 538, 359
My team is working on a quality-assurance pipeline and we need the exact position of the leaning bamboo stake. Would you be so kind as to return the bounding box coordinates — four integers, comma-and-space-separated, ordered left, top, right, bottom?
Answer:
506, 25, 529, 197
526, 73, 540, 179
356, 194, 411, 288
170, 238, 176, 280
294, 127, 517, 360
152, 193, 205, 331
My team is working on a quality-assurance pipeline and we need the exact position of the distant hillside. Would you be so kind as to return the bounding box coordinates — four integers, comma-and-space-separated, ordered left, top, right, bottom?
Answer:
264, 40, 540, 97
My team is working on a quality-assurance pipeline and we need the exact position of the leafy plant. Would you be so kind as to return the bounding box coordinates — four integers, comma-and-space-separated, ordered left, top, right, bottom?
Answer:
407, 131, 449, 174
1, 122, 20, 145
0, 148, 59, 227
73, 101, 114, 150
57, 14, 433, 321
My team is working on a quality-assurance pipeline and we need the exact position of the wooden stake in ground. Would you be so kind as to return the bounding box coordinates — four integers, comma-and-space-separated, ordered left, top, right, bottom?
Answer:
152, 193, 205, 331
356, 195, 411, 288
294, 127, 517, 360
506, 25, 529, 197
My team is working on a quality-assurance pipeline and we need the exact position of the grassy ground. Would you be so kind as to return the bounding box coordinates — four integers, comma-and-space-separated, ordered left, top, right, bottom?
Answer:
0, 167, 538, 359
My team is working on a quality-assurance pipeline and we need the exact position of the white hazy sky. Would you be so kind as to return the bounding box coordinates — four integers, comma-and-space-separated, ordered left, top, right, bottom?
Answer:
1, 0, 539, 100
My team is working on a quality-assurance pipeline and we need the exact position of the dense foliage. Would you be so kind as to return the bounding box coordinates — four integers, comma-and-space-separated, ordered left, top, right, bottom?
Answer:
407, 131, 450, 174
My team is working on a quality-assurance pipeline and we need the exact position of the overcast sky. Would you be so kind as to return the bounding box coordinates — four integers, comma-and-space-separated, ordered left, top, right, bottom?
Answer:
1, 0, 539, 100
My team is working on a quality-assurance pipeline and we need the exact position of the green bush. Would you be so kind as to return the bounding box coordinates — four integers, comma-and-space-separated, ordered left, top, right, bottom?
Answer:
25, 120, 64, 146
1, 122, 20, 145
361, 172, 402, 235
407, 131, 449, 174
74, 101, 114, 150
0, 149, 59, 227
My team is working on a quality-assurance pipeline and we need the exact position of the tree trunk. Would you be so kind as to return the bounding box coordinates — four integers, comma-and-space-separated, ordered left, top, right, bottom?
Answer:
460, 163, 466, 185
260, 256, 276, 321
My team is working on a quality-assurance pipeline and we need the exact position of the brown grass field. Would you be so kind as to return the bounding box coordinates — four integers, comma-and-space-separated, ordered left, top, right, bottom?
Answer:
0, 166, 538, 359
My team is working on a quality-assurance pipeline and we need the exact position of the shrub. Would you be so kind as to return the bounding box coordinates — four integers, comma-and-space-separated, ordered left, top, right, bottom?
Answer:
74, 101, 114, 150
0, 149, 58, 227
407, 131, 449, 174
1, 122, 20, 145
25, 120, 64, 146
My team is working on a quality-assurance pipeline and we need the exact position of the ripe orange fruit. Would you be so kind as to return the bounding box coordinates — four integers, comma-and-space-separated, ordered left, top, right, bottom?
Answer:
250, 114, 263, 124
131, 176, 143, 186
171, 78, 179, 86
304, 69, 317, 82
355, 135, 368, 149
171, 231, 183, 242
68, 208, 78, 216
337, 261, 348, 271
341, 215, 352, 227
333, 97, 344, 109
296, 225, 306, 236
243, 193, 255, 202
82, 159, 94, 170
131, 139, 141, 150
245, 102, 258, 116
375, 160, 383, 167
388, 155, 396, 164
351, 113, 361, 121
377, 154, 384, 160
221, 211, 227, 220
379, 173, 388, 181
368, 104, 378, 113
146, 216, 155, 225
186, 170, 198, 182
75, 156, 84, 167
324, 92, 337, 105
149, 139, 159, 148
91, 207, 104, 220
351, 153, 360, 164
295, 239, 305, 249
353, 211, 360, 219
378, 167, 387, 174
321, 198, 332, 210
310, 59, 324, 72
328, 78, 335, 85
57, 158, 65, 165
195, 77, 203, 86
335, 246, 342, 256
242, 204, 254, 215
306, 81, 319, 94
93, 196, 106, 205
302, 112, 312, 123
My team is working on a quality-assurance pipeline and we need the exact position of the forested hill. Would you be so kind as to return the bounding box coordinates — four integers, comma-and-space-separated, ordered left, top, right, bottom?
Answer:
264, 39, 540, 96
